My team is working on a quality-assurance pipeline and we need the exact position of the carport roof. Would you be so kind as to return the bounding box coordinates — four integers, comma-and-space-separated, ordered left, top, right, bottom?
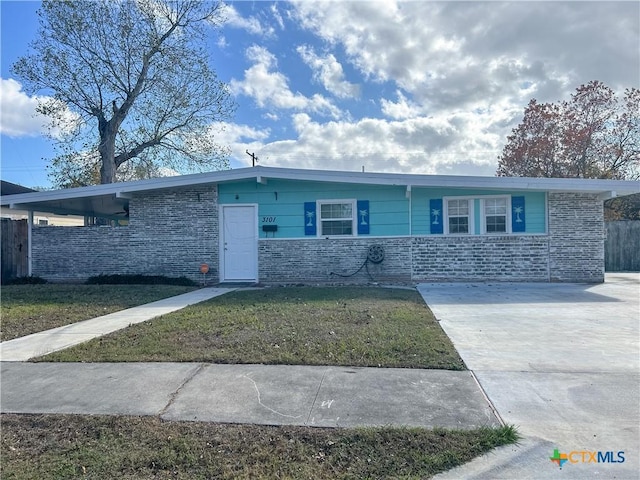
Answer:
1, 165, 639, 218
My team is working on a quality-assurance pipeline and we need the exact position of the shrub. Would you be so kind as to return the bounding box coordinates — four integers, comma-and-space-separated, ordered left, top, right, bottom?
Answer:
2, 275, 48, 285
85, 274, 197, 286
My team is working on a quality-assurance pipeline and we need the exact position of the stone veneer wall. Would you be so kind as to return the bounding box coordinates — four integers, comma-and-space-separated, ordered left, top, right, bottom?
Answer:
258, 238, 412, 283
548, 192, 604, 282
411, 235, 549, 281
32, 185, 218, 282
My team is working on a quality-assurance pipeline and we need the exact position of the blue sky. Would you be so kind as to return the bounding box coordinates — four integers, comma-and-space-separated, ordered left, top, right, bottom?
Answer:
1, 1, 639, 189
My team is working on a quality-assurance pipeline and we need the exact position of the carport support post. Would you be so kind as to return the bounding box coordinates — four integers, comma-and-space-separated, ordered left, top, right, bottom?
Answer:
27, 210, 33, 276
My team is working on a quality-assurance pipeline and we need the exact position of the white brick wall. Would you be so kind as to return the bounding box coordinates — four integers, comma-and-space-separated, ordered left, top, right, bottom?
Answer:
32, 186, 219, 282
258, 238, 412, 283
548, 192, 604, 282
411, 235, 549, 281
31, 187, 606, 283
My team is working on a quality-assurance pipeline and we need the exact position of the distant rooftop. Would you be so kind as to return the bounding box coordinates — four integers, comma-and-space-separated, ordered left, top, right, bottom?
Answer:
0, 180, 36, 196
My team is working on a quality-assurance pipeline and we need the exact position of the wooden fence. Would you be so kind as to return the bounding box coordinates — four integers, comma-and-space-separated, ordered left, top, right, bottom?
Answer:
1, 218, 29, 283
605, 221, 640, 272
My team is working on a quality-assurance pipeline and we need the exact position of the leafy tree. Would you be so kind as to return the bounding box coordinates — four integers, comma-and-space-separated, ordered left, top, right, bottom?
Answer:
497, 81, 639, 180
14, 0, 235, 186
604, 193, 640, 221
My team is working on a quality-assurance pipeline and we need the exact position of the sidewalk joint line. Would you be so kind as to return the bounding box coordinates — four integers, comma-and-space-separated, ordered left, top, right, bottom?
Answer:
306, 368, 329, 425
469, 370, 505, 427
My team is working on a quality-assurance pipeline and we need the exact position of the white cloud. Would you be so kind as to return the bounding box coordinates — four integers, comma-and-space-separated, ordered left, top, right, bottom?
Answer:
267, 1, 638, 175
223, 4, 274, 37
270, 3, 284, 30
0, 78, 80, 140
209, 121, 271, 167
211, 121, 270, 145
224, 109, 513, 176
216, 36, 228, 49
380, 91, 422, 120
291, 1, 639, 108
297, 45, 360, 99
218, 2, 638, 176
0, 78, 50, 138
230, 45, 343, 119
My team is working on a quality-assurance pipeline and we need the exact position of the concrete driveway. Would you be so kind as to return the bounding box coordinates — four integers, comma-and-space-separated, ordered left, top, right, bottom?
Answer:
419, 273, 639, 480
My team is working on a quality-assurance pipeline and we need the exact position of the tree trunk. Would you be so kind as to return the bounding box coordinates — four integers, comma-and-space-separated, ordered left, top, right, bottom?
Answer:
98, 125, 118, 184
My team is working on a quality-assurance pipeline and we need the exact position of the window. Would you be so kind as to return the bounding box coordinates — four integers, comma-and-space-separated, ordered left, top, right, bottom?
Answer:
443, 195, 512, 235
446, 199, 470, 234
484, 197, 507, 233
37, 219, 49, 226
318, 200, 355, 236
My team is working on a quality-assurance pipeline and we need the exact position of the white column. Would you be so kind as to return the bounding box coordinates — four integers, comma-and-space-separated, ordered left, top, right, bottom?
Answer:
27, 210, 33, 276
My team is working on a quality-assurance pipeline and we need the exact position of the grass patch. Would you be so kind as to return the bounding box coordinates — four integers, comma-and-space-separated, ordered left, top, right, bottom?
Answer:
0, 284, 197, 342
40, 287, 465, 370
1, 414, 518, 479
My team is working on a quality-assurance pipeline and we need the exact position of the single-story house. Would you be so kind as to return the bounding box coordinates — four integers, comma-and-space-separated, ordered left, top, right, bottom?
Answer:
1, 166, 638, 284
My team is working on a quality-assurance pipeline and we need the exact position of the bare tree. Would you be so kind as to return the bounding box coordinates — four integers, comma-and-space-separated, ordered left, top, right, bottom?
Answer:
14, 0, 236, 186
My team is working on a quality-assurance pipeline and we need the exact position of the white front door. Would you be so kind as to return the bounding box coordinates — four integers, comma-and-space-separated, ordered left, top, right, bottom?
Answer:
221, 205, 258, 282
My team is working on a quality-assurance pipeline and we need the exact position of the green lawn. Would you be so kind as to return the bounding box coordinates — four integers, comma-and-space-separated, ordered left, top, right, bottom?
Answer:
0, 414, 518, 480
0, 284, 197, 342
40, 286, 465, 370
1, 286, 515, 478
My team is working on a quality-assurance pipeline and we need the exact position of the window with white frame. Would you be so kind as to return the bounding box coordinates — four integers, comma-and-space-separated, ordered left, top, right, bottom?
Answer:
443, 196, 512, 235
318, 200, 355, 236
483, 197, 508, 233
446, 198, 470, 234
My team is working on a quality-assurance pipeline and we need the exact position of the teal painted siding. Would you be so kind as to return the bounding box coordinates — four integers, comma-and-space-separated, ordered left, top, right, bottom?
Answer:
411, 188, 546, 235
218, 179, 409, 238
218, 181, 547, 238
521, 192, 546, 233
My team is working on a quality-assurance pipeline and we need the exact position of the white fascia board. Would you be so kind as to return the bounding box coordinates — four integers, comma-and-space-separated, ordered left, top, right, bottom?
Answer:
0, 167, 260, 207
1, 166, 639, 209
249, 166, 640, 195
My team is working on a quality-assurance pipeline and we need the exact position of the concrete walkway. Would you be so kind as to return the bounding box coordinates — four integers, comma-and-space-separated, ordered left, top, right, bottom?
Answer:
0, 287, 235, 361
0, 362, 500, 429
0, 285, 501, 430
6, 277, 635, 477
422, 273, 640, 480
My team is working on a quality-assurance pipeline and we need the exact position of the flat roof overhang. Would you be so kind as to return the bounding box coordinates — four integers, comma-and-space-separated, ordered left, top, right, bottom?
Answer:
2, 166, 639, 217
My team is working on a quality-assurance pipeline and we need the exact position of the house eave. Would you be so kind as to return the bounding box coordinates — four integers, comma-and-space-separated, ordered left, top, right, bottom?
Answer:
1, 166, 638, 217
